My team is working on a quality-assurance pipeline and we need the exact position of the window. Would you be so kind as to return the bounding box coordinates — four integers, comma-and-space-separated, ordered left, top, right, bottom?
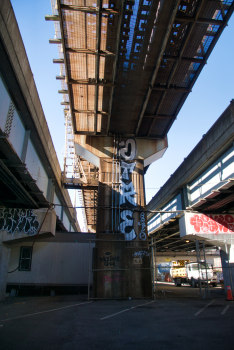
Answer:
19, 247, 32, 271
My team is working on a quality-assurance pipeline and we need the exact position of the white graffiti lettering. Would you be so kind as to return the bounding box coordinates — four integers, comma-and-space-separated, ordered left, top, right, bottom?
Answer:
119, 139, 137, 241
138, 212, 147, 240
120, 161, 136, 181
120, 210, 136, 240
120, 181, 137, 206
0, 208, 40, 236
119, 138, 136, 160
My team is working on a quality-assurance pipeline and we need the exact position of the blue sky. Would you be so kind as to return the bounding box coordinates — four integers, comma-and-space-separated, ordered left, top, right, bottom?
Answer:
11, 0, 234, 209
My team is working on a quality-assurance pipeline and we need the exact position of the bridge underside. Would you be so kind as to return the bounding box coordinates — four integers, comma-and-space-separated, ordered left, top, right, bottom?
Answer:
48, 0, 234, 297
50, 0, 234, 230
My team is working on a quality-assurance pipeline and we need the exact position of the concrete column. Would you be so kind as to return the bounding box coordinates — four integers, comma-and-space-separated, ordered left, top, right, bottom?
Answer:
94, 138, 151, 298
220, 245, 234, 294
0, 244, 11, 301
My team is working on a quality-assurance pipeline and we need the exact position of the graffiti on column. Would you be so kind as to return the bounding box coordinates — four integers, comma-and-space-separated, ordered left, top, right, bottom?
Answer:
99, 252, 121, 266
119, 139, 137, 240
0, 208, 40, 235
118, 139, 146, 241
138, 212, 147, 240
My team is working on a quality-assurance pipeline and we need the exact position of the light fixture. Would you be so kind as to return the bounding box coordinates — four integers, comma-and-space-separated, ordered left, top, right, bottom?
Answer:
186, 240, 189, 243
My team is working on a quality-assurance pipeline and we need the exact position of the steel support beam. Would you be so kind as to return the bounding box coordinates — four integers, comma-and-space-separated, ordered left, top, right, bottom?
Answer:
147, 0, 206, 137
53, 59, 64, 64
94, 0, 102, 135
135, 0, 181, 136
152, 85, 191, 92
163, 55, 204, 63
106, 0, 128, 134
56, 1, 76, 132
65, 47, 115, 56
68, 79, 114, 87
58, 90, 69, 94
73, 109, 109, 115
60, 4, 119, 15
172, 0, 234, 125
175, 16, 223, 26
49, 38, 62, 44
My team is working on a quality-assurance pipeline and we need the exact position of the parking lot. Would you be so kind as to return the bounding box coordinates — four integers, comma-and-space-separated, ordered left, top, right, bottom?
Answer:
1, 283, 234, 350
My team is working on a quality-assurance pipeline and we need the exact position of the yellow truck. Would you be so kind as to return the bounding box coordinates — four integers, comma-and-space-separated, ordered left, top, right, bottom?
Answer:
171, 261, 188, 287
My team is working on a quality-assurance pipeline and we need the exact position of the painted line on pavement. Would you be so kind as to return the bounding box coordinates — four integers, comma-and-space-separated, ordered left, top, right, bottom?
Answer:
221, 305, 230, 315
194, 299, 215, 316
194, 308, 205, 316
100, 300, 155, 320
205, 300, 215, 308
1, 301, 93, 322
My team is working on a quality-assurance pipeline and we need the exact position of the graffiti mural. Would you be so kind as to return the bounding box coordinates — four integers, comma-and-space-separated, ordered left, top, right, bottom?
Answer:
119, 139, 137, 241
0, 208, 40, 236
189, 214, 234, 234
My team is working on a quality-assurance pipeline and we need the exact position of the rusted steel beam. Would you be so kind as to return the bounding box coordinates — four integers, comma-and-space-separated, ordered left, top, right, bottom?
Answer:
56, 75, 65, 80
60, 4, 119, 15
144, 114, 174, 119
147, 0, 206, 137
94, 0, 102, 135
53, 59, 64, 64
58, 90, 69, 94
73, 109, 109, 115
45, 15, 59, 21
69, 79, 114, 87
152, 85, 191, 92
106, 0, 126, 134
172, 0, 234, 127
49, 38, 62, 44
65, 47, 115, 56
135, 0, 181, 136
163, 55, 203, 63
175, 16, 223, 26
64, 185, 98, 190
56, 1, 76, 133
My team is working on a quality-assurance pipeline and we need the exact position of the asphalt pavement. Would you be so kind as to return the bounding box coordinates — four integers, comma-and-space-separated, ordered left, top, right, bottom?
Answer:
0, 284, 234, 350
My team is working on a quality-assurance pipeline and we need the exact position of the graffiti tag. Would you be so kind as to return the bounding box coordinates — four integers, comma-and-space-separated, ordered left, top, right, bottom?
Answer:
138, 212, 147, 240
0, 208, 40, 236
189, 214, 234, 234
119, 139, 137, 241
103, 273, 125, 283
99, 252, 121, 266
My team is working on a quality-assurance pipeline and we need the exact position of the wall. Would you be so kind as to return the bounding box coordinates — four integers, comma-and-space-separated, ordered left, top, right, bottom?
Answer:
0, 75, 10, 130
8, 109, 25, 159
62, 211, 70, 231
7, 241, 95, 286
53, 192, 62, 220
25, 139, 48, 197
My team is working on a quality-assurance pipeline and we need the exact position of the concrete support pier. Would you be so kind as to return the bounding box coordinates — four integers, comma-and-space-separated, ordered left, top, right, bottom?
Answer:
74, 135, 168, 299
93, 139, 151, 298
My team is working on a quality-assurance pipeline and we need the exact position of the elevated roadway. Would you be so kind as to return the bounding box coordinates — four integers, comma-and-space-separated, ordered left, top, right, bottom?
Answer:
46, 0, 234, 230
46, 0, 234, 298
